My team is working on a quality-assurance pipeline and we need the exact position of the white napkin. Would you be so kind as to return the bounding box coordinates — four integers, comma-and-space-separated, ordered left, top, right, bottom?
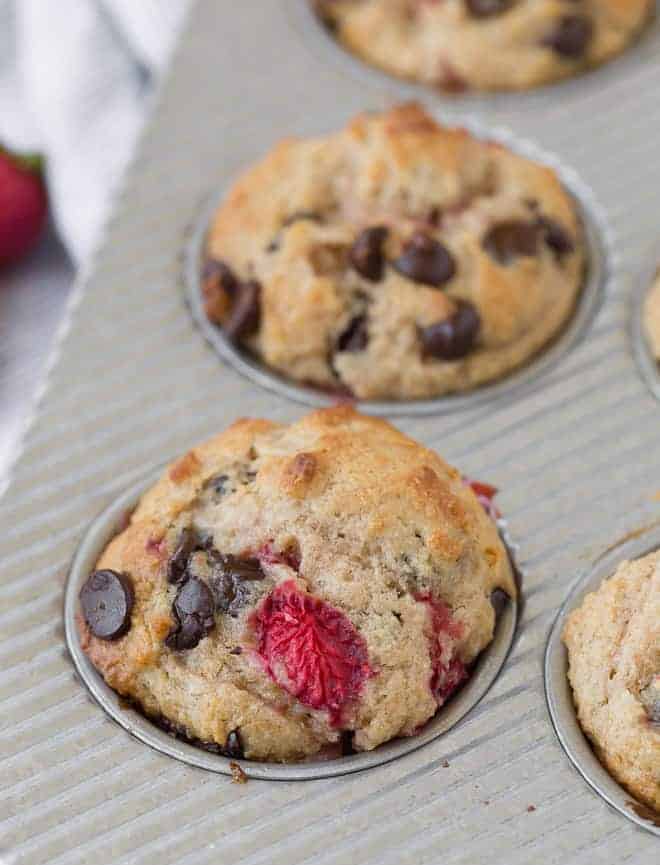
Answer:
0, 0, 191, 264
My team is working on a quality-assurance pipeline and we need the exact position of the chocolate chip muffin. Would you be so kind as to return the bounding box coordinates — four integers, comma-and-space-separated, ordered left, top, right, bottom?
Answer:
202, 104, 585, 401
563, 551, 660, 813
643, 269, 660, 361
314, 1, 653, 92
78, 407, 516, 763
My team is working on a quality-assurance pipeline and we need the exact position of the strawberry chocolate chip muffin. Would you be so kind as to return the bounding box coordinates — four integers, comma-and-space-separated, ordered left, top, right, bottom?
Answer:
313, 1, 653, 92
563, 551, 660, 813
78, 407, 516, 763
202, 104, 585, 401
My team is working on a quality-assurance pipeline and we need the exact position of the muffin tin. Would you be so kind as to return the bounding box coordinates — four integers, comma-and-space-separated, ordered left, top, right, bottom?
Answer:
64, 469, 519, 781
631, 240, 660, 403
2, 3, 660, 863
184, 121, 609, 416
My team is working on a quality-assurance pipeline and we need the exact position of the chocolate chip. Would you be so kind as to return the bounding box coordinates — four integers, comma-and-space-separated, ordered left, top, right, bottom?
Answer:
80, 570, 134, 641
394, 233, 456, 287
167, 528, 197, 584
340, 731, 355, 756
223, 729, 244, 759
202, 259, 239, 323
420, 300, 481, 360
223, 280, 261, 341
165, 578, 215, 650
483, 221, 540, 264
538, 217, 575, 260
202, 258, 238, 293
208, 554, 265, 615
543, 15, 593, 58
337, 315, 368, 353
465, 0, 515, 18
349, 226, 388, 281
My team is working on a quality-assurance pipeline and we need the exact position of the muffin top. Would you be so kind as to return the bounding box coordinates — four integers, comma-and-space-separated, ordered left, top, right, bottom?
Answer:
314, 1, 653, 92
203, 103, 585, 401
79, 407, 515, 763
563, 550, 660, 813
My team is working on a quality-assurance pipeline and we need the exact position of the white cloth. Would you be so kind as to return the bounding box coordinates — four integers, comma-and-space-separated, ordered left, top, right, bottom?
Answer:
0, 0, 191, 264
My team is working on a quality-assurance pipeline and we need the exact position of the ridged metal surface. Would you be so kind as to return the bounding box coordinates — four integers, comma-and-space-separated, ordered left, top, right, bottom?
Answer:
1, 1, 660, 862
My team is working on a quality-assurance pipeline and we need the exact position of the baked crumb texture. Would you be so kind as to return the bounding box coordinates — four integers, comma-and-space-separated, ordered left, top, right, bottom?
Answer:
79, 407, 515, 763
563, 551, 660, 812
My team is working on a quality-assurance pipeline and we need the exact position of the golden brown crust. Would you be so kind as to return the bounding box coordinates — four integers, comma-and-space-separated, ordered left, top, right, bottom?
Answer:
79, 407, 515, 762
205, 104, 586, 400
316, 1, 653, 92
563, 552, 660, 812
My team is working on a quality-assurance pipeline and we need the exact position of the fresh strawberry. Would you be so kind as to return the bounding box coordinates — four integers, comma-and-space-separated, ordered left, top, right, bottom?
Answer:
0, 147, 48, 266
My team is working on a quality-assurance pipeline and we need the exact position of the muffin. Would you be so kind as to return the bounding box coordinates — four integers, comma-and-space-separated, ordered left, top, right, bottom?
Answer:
563, 551, 660, 812
314, 1, 653, 92
643, 269, 660, 361
78, 407, 516, 763
202, 103, 585, 401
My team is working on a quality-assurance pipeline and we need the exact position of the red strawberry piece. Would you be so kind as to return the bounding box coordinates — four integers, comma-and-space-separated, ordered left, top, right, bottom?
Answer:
252, 580, 373, 725
416, 593, 467, 706
464, 477, 501, 519
0, 148, 48, 266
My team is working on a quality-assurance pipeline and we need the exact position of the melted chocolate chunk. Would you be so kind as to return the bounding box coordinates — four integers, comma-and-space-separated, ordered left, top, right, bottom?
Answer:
224, 729, 245, 759
543, 15, 593, 58
165, 577, 215, 650
208, 553, 265, 616
337, 315, 368, 353
349, 226, 388, 281
167, 528, 198, 584
538, 216, 575, 260
420, 300, 481, 361
394, 233, 456, 287
465, 0, 515, 18
202, 258, 238, 295
224, 280, 261, 341
483, 220, 540, 264
80, 570, 134, 641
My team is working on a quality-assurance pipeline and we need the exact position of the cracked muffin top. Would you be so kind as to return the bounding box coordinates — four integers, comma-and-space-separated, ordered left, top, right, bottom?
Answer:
563, 550, 660, 813
314, 1, 653, 92
202, 103, 585, 401
78, 407, 515, 763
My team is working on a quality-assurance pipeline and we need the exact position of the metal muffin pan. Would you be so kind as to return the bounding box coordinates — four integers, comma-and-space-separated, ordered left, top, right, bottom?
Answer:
184, 117, 610, 417
4, 3, 660, 862
631, 239, 660, 402
65, 469, 519, 781
545, 529, 660, 836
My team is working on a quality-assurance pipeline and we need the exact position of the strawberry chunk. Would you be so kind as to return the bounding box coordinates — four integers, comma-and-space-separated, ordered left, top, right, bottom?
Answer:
416, 593, 467, 706
464, 477, 500, 519
252, 580, 373, 724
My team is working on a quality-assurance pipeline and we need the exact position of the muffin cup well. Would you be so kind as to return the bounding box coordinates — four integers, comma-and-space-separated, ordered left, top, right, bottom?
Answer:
544, 529, 660, 836
65, 469, 519, 782
630, 240, 660, 404
183, 117, 611, 417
